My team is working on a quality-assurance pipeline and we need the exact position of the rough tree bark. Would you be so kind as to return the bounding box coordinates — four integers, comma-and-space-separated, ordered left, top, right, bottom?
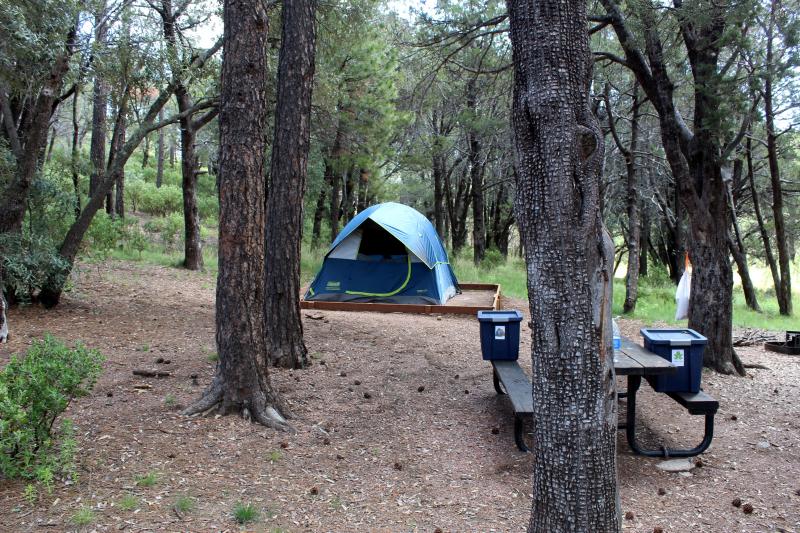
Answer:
183, 0, 289, 429
357, 168, 369, 213
507, 0, 620, 530
747, 138, 781, 303
0, 26, 78, 234
763, 1, 792, 315
311, 184, 327, 247
728, 159, 759, 311
89, 2, 108, 200
158, 0, 219, 271
431, 108, 447, 236
466, 78, 486, 264
602, 0, 744, 375
263, 0, 316, 369
109, 87, 130, 218
608, 83, 642, 314
156, 108, 165, 188
71, 88, 82, 219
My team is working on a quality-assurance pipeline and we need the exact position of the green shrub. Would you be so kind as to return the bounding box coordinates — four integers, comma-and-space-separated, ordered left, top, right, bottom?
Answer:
0, 233, 70, 303
480, 248, 505, 270
162, 212, 184, 251
143, 218, 165, 236
86, 212, 125, 257
125, 180, 147, 213
138, 183, 182, 216
127, 226, 149, 258
233, 501, 259, 524
0, 335, 104, 486
197, 195, 219, 220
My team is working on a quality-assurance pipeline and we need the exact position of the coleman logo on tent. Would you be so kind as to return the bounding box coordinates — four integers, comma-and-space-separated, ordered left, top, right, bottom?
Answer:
325, 281, 341, 290
495, 326, 506, 340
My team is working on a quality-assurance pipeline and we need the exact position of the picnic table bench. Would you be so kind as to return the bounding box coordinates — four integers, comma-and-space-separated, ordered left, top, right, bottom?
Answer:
491, 337, 719, 456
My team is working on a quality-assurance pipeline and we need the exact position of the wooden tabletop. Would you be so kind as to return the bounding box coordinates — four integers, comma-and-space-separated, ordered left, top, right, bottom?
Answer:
614, 337, 676, 376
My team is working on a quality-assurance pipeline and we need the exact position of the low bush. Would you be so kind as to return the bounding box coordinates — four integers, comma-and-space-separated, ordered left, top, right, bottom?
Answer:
0, 233, 70, 303
0, 335, 104, 490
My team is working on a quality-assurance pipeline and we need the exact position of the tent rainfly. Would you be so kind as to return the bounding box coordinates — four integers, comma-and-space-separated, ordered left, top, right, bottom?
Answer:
305, 202, 460, 305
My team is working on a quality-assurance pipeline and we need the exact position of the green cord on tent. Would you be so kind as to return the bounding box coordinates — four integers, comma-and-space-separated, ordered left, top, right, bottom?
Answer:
345, 253, 412, 298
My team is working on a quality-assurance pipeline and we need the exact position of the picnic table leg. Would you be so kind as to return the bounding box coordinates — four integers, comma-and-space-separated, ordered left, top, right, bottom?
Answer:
492, 367, 505, 395
514, 415, 530, 453
625, 375, 716, 458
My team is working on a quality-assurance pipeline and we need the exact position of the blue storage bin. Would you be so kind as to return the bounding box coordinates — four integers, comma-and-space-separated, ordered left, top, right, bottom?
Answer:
477, 310, 523, 361
641, 328, 707, 393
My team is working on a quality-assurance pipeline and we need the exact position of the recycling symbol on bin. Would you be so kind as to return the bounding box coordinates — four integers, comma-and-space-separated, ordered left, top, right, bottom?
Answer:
495, 326, 506, 340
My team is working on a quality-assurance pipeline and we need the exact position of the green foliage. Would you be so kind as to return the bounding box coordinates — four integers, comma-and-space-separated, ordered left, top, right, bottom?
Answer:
0, 233, 69, 302
85, 213, 126, 258
164, 394, 176, 407
126, 180, 183, 216
266, 450, 282, 463
69, 507, 95, 526
118, 494, 140, 511
480, 248, 504, 270
0, 336, 103, 485
161, 213, 184, 251
173, 495, 195, 513
135, 471, 159, 487
233, 501, 259, 524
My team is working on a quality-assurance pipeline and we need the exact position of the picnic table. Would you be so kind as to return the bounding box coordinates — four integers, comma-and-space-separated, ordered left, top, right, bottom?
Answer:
491, 337, 719, 457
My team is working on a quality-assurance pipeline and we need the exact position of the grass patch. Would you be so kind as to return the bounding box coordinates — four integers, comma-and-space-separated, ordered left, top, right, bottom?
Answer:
164, 394, 176, 407
70, 507, 95, 526
206, 352, 219, 363
233, 501, 259, 524
118, 494, 139, 511
135, 471, 159, 487
267, 450, 282, 463
173, 495, 195, 513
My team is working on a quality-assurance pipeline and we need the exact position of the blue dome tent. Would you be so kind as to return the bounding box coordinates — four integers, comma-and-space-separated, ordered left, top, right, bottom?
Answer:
305, 203, 460, 305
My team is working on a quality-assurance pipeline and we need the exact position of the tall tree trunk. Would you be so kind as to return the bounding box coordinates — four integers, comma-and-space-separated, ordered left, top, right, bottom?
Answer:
601, 0, 743, 375
115, 126, 126, 217
179, 105, 203, 270
748, 137, 781, 301
325, 124, 345, 243
311, 184, 326, 247
507, 0, 619, 530
357, 168, 369, 212
639, 200, 649, 277
89, 2, 108, 199
169, 138, 176, 167
264, 0, 316, 369
71, 87, 82, 219
142, 135, 150, 167
728, 159, 759, 311
45, 126, 57, 163
432, 110, 446, 237
183, 0, 288, 429
764, 5, 792, 315
109, 89, 129, 218
158, 0, 210, 271
0, 26, 77, 234
622, 84, 641, 313
467, 79, 486, 264
156, 108, 165, 187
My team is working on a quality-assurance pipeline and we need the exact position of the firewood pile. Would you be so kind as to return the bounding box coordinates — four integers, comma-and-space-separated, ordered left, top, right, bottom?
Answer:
732, 328, 781, 347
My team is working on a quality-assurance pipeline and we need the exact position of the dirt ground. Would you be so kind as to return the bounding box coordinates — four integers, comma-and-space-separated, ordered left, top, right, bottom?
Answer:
1, 260, 798, 532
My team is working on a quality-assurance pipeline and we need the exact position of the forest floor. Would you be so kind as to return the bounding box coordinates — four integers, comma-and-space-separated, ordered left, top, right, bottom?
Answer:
1, 260, 799, 533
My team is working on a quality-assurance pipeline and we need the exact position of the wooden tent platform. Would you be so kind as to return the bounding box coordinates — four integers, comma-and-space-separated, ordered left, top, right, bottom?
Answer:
300, 283, 501, 315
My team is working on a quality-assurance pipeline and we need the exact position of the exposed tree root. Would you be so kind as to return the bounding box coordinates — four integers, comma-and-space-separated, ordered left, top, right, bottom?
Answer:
182, 377, 294, 432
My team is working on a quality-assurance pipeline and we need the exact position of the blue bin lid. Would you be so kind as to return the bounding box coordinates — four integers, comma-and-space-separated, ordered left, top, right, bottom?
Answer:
477, 310, 523, 323
640, 328, 707, 346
